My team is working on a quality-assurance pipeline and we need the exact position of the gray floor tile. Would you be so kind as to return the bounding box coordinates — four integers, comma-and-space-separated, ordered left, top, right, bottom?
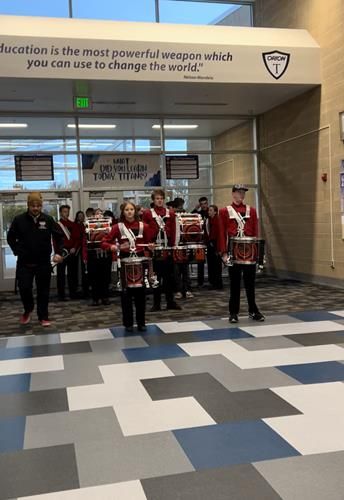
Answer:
233, 336, 300, 351
254, 451, 344, 500
24, 407, 122, 449
142, 463, 281, 500
0, 444, 79, 499
7, 334, 61, 348
164, 354, 300, 392
30, 342, 92, 357
75, 432, 194, 487
286, 331, 344, 346
0, 389, 68, 418
89, 337, 148, 353
142, 373, 300, 423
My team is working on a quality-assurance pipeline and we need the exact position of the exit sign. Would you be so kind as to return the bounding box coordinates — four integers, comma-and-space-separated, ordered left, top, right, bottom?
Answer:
74, 96, 91, 109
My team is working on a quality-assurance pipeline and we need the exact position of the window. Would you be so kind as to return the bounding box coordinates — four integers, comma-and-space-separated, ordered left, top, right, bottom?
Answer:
159, 1, 252, 27
0, 0, 69, 17
72, 0, 156, 22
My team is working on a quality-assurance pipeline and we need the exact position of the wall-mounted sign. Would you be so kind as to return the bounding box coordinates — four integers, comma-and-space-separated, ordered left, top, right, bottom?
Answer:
73, 96, 91, 110
82, 154, 161, 189
166, 155, 199, 179
15, 155, 54, 181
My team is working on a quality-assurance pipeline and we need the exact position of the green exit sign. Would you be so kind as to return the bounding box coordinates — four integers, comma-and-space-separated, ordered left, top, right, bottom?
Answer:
74, 96, 91, 109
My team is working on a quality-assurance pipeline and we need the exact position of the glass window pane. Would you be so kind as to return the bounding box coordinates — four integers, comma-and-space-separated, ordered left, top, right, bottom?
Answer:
73, 0, 156, 22
159, 1, 252, 27
0, 0, 69, 17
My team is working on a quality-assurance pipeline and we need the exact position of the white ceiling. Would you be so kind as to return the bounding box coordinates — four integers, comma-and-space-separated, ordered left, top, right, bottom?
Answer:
0, 77, 317, 138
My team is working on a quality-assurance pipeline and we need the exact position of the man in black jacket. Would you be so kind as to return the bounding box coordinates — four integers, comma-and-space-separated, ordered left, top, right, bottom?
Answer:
7, 192, 64, 326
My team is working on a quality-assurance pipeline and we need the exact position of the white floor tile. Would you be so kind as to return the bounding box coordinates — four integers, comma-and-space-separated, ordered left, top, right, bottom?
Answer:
330, 310, 344, 318
240, 321, 344, 338
178, 340, 344, 369
60, 329, 113, 344
18, 480, 147, 499
156, 321, 212, 333
67, 360, 214, 435
0, 355, 64, 375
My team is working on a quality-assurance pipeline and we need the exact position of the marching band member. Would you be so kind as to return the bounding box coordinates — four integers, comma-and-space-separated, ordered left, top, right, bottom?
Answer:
56, 204, 80, 301
219, 184, 265, 323
74, 211, 89, 299
85, 208, 112, 306
101, 202, 154, 332
143, 189, 181, 311
192, 196, 209, 288
205, 204, 223, 290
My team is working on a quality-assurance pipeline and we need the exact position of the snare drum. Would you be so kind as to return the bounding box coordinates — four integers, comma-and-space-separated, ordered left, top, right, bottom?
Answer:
172, 246, 189, 263
121, 256, 150, 288
85, 217, 112, 250
188, 244, 206, 264
229, 237, 258, 265
177, 213, 204, 243
154, 246, 172, 261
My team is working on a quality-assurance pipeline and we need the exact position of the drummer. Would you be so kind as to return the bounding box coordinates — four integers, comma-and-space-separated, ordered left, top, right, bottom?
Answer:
143, 189, 181, 311
219, 184, 265, 323
101, 202, 154, 332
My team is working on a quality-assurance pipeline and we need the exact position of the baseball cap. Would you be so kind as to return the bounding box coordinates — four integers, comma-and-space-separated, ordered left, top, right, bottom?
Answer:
232, 184, 248, 192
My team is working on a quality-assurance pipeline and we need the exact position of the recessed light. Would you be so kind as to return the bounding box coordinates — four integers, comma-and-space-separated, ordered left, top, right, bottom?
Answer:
67, 124, 116, 129
152, 125, 198, 129
0, 123, 28, 128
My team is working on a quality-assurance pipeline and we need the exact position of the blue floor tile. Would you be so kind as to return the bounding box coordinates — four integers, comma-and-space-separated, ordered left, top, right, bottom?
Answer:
193, 328, 252, 341
289, 311, 344, 322
0, 416, 26, 452
0, 346, 33, 360
110, 324, 163, 338
278, 361, 344, 384
122, 344, 189, 362
0, 374, 31, 394
173, 420, 299, 470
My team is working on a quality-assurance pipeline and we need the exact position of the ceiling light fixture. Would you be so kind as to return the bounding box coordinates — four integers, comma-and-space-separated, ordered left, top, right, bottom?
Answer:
152, 124, 198, 130
67, 124, 116, 129
0, 123, 28, 128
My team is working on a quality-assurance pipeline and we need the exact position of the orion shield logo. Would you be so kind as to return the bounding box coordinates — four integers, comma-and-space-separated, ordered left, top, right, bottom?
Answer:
262, 50, 290, 80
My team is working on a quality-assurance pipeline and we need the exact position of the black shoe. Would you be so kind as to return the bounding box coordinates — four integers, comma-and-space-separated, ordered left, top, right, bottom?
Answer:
150, 305, 161, 312
91, 299, 100, 306
125, 326, 134, 332
229, 314, 239, 323
102, 298, 110, 306
138, 325, 147, 332
249, 311, 265, 322
166, 302, 182, 311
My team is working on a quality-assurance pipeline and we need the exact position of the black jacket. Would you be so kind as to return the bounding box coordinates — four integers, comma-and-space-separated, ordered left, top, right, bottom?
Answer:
7, 211, 64, 265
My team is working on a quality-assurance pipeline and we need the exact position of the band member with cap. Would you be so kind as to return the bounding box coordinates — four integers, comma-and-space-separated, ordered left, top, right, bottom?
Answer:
205, 204, 223, 290
219, 184, 265, 323
7, 192, 64, 326
192, 196, 209, 288
101, 202, 154, 332
56, 204, 80, 301
143, 189, 181, 311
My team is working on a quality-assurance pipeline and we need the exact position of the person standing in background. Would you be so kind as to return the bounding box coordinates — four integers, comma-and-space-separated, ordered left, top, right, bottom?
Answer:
56, 204, 79, 301
205, 204, 223, 290
74, 210, 89, 299
7, 192, 64, 326
192, 196, 209, 288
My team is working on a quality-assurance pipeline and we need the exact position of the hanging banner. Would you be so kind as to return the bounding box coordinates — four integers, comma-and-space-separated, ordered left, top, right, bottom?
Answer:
82, 154, 161, 189
0, 18, 320, 84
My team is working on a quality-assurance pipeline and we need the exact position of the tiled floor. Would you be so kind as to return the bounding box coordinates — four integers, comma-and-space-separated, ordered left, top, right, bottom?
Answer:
1, 309, 344, 498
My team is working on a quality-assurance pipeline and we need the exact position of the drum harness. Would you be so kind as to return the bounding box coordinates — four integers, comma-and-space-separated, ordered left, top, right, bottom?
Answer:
225, 205, 251, 267
117, 222, 158, 290
151, 208, 169, 247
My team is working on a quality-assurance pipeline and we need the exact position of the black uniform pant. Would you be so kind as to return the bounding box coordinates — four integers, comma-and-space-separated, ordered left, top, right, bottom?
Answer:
16, 262, 51, 320
57, 254, 78, 299
229, 264, 259, 315
152, 257, 175, 307
87, 253, 112, 301
207, 243, 223, 289
121, 287, 145, 328
174, 263, 192, 296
